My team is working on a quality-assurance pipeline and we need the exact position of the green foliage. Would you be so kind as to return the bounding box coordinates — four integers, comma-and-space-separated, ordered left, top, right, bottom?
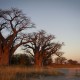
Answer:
11, 54, 33, 66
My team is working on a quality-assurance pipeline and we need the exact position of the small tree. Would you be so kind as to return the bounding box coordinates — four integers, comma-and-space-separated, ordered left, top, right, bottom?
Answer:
43, 57, 53, 66
55, 57, 67, 64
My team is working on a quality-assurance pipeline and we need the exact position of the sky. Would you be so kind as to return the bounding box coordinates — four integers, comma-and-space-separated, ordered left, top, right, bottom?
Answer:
0, 0, 80, 62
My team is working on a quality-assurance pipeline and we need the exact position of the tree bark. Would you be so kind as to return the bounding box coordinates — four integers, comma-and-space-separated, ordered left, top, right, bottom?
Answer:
34, 52, 42, 68
0, 48, 9, 65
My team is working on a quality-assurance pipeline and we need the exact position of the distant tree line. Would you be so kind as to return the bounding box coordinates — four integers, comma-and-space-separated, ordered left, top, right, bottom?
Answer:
10, 53, 79, 66
54, 56, 79, 65
67, 59, 78, 65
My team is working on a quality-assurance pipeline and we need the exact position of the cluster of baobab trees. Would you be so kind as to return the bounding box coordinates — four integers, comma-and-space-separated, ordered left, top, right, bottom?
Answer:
0, 8, 64, 67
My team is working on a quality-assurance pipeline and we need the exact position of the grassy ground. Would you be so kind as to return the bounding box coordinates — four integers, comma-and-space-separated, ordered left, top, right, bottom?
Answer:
0, 66, 64, 80
50, 64, 80, 68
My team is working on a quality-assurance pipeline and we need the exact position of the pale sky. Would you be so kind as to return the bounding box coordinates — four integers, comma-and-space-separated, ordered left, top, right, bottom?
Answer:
0, 0, 80, 62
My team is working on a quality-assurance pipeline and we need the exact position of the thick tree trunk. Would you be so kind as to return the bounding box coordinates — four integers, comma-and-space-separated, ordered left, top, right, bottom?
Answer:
34, 52, 42, 68
0, 49, 9, 65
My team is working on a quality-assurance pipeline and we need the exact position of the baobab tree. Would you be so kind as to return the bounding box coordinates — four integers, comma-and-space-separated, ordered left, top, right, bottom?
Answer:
24, 30, 64, 67
0, 8, 34, 65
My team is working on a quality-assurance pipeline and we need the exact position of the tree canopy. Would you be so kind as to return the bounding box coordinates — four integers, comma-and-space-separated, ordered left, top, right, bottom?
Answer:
23, 30, 64, 67
0, 8, 34, 65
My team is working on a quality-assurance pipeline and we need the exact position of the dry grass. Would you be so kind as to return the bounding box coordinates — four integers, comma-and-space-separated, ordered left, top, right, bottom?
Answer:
0, 66, 64, 80
50, 64, 80, 68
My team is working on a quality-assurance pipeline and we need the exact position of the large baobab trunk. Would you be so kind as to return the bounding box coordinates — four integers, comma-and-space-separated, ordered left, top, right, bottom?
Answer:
34, 52, 43, 68
0, 48, 9, 65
